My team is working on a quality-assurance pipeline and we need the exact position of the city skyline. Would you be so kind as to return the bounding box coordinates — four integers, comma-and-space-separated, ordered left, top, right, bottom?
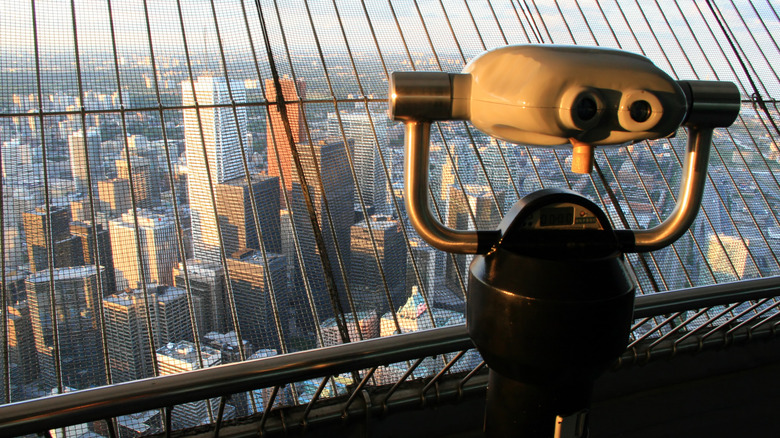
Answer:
0, 4, 777, 433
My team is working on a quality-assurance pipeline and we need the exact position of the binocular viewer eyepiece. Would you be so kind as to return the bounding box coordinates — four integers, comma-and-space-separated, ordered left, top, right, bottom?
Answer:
390, 45, 739, 147
391, 45, 740, 255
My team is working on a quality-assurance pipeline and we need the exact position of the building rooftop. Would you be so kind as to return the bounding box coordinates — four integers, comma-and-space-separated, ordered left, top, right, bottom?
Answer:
26, 265, 100, 283
156, 341, 221, 369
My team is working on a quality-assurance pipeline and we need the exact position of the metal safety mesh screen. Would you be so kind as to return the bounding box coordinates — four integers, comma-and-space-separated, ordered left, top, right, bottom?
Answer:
0, 0, 779, 434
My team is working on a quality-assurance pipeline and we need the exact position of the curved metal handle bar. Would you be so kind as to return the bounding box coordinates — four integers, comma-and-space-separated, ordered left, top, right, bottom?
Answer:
628, 126, 712, 252
628, 80, 740, 252
399, 79, 738, 255
404, 121, 499, 254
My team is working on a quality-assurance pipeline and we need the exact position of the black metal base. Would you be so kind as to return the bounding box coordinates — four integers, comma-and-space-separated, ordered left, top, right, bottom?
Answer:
484, 369, 591, 438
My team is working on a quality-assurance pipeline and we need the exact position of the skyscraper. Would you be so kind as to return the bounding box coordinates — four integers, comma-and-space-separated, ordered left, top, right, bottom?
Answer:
71, 221, 116, 295
27, 265, 107, 389
182, 76, 247, 263
68, 128, 103, 193
226, 250, 287, 351
116, 154, 160, 209
103, 285, 193, 383
406, 237, 450, 309
23, 205, 78, 272
350, 215, 406, 313
156, 341, 223, 428
445, 184, 505, 293
265, 77, 306, 194
5, 303, 39, 391
109, 209, 179, 289
289, 140, 354, 323
328, 111, 389, 213
215, 174, 281, 257
173, 260, 227, 335
97, 178, 132, 216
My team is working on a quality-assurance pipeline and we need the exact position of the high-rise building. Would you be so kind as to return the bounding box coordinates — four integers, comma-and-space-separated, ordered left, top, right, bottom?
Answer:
97, 178, 132, 216
215, 174, 281, 257
23, 206, 116, 294
350, 215, 406, 313
182, 77, 247, 263
2, 139, 39, 184
5, 302, 39, 390
27, 265, 107, 389
156, 341, 223, 429
265, 77, 306, 194
201, 331, 254, 416
23, 205, 78, 272
115, 155, 161, 209
3, 270, 28, 309
445, 184, 505, 292
226, 250, 287, 351
173, 260, 227, 335
68, 128, 103, 193
103, 285, 193, 383
406, 237, 452, 310
71, 221, 116, 295
109, 209, 179, 289
2, 227, 25, 272
328, 111, 388, 213
289, 140, 354, 323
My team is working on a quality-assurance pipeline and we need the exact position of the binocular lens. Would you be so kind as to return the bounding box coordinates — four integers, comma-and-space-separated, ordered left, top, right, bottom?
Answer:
630, 100, 652, 123
576, 97, 598, 122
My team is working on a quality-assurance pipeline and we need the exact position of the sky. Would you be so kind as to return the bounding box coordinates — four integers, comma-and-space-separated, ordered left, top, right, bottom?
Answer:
0, 0, 778, 96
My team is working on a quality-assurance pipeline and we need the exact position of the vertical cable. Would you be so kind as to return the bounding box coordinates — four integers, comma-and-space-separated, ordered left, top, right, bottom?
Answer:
298, 0, 365, 343
550, 2, 666, 292
254, 0, 352, 344
0, 87, 7, 405
594, 0, 623, 47
328, 0, 402, 336
485, 0, 509, 45
248, 2, 327, 358
203, 0, 263, 367
461, 1, 522, 201
384, 0, 467, 314
359, 0, 445, 340
158, 0, 207, 360
515, 0, 543, 43
68, 0, 113, 389
273, 0, 358, 347
172, 0, 248, 371
436, 0, 506, 217
528, 0, 553, 42
630, 1, 764, 284
30, 0, 64, 397
409, 0, 476, 307
237, 0, 289, 359
725, 0, 780, 92
507, 0, 534, 43
105, 2, 168, 430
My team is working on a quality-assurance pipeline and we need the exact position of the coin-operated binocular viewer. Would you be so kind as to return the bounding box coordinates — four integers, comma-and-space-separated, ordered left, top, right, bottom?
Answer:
389, 45, 740, 437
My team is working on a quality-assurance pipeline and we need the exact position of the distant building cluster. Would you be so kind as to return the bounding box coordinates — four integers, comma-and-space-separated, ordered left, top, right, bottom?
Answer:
1, 71, 772, 426
0, 75, 489, 413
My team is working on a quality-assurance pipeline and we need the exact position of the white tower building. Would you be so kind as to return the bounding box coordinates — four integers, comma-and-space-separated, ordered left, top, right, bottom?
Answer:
182, 76, 247, 262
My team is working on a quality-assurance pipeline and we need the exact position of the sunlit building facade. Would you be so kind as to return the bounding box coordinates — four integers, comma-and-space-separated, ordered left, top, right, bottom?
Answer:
182, 77, 247, 263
